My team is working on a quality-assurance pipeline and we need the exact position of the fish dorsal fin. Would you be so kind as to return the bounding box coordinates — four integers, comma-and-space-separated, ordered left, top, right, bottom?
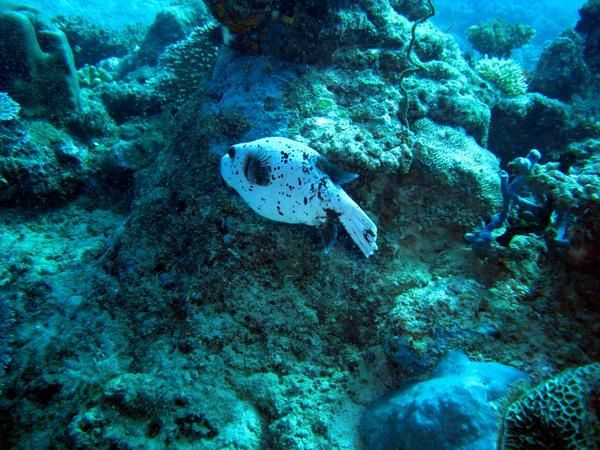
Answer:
316, 157, 358, 185
243, 151, 271, 186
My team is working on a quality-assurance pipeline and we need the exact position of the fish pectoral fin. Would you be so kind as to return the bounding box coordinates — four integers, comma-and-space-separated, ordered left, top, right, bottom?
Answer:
318, 221, 339, 255
316, 156, 358, 185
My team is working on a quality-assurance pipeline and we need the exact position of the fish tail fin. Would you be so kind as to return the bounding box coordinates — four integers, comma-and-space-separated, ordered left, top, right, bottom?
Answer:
336, 191, 378, 257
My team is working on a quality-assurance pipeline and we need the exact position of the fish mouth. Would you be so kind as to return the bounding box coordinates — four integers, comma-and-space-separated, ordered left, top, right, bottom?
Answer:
220, 154, 232, 184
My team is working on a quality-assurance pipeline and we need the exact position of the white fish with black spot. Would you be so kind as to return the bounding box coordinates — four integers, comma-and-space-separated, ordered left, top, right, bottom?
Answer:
220, 137, 378, 257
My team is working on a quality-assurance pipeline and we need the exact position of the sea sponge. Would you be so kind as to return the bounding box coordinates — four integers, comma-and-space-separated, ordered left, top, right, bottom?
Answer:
0, 2, 80, 117
499, 363, 600, 450
474, 57, 528, 96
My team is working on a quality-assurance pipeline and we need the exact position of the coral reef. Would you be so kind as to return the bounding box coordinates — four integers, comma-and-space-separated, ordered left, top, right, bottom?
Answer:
98, 78, 163, 125
0, 1, 599, 449
576, 0, 600, 70
0, 120, 88, 205
488, 93, 599, 161
529, 139, 600, 274
499, 363, 600, 450
361, 352, 528, 450
0, 2, 80, 118
474, 57, 528, 97
0, 92, 20, 122
467, 19, 536, 57
118, 3, 210, 74
465, 149, 541, 248
53, 15, 134, 68
390, 0, 434, 21
530, 30, 590, 102
155, 22, 220, 105
411, 119, 501, 221
67, 371, 261, 448
529, 0, 599, 121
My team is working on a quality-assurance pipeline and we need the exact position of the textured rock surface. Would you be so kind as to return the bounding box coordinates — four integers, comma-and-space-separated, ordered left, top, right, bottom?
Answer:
53, 15, 134, 68
488, 93, 599, 161
576, 0, 600, 70
530, 30, 590, 101
360, 352, 528, 450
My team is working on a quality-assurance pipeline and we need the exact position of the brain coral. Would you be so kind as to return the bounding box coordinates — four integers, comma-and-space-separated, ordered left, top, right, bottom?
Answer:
499, 363, 600, 450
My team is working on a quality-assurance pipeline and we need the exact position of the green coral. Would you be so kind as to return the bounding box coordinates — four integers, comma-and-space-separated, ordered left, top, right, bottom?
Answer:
530, 139, 600, 212
467, 19, 536, 57
77, 64, 113, 88
475, 57, 528, 96
499, 363, 600, 450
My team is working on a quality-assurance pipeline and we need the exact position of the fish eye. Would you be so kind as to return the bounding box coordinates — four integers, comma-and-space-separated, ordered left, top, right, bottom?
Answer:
228, 147, 236, 158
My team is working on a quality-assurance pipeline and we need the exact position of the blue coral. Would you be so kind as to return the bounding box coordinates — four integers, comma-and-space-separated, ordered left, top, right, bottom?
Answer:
465, 149, 541, 247
0, 92, 20, 122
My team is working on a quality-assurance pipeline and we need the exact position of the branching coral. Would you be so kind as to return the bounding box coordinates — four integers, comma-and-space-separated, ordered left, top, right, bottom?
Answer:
474, 57, 528, 97
0, 92, 20, 121
156, 23, 219, 106
465, 149, 542, 247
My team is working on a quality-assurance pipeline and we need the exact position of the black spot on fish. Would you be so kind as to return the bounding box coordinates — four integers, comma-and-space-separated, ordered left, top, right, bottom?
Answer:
303, 196, 307, 205
316, 177, 328, 201
364, 228, 375, 243
243, 151, 271, 186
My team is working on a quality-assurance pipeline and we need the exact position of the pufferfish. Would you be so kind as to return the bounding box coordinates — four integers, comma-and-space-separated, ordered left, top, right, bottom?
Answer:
220, 137, 378, 257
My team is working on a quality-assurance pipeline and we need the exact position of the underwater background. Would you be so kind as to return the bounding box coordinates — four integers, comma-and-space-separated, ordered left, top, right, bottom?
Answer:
0, 0, 599, 448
